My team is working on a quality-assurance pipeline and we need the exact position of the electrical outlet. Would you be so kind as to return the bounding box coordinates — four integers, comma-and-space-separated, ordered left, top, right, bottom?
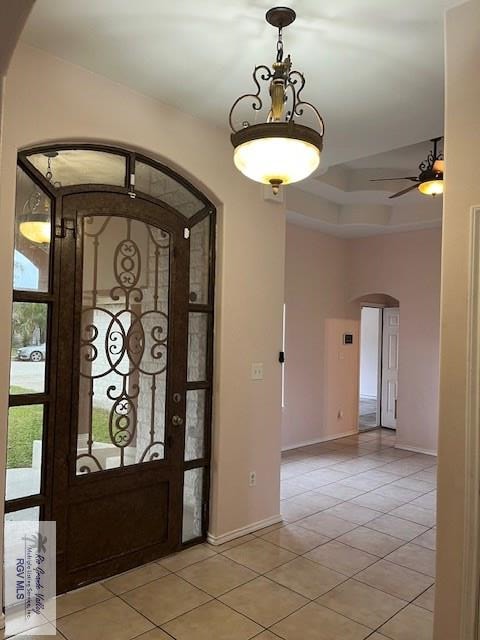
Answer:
251, 363, 264, 380
249, 471, 256, 487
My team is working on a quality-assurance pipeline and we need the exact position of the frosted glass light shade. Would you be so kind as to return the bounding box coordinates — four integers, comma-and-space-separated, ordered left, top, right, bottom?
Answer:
19, 215, 51, 244
233, 136, 320, 186
418, 179, 444, 196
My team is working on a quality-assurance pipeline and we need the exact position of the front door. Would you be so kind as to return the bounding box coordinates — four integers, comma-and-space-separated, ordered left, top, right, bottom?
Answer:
52, 192, 189, 592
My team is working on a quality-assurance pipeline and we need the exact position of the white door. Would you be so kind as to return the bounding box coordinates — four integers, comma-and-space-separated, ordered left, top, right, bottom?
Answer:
381, 308, 399, 428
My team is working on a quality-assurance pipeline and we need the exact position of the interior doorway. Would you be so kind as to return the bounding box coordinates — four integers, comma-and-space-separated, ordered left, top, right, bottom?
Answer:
6, 145, 215, 593
358, 301, 400, 432
359, 307, 382, 431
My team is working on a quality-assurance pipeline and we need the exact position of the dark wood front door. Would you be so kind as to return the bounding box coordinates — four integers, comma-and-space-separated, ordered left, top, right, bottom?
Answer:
52, 192, 189, 592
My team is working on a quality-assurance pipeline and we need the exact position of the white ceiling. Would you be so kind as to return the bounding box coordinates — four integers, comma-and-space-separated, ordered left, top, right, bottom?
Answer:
22, 0, 457, 169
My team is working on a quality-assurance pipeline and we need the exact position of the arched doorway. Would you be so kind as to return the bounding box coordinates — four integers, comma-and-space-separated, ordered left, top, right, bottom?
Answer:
6, 144, 215, 592
354, 294, 400, 432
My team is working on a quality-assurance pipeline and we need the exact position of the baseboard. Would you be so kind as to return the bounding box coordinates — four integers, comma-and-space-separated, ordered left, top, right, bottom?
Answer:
282, 429, 358, 452
395, 443, 437, 456
207, 514, 283, 546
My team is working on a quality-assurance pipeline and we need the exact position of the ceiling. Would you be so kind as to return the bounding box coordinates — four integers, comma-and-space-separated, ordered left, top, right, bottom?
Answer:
22, 0, 457, 169
20, 0, 454, 237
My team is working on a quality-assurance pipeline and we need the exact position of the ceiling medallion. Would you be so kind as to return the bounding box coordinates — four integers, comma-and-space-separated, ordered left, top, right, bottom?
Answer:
371, 137, 445, 199
229, 6, 325, 194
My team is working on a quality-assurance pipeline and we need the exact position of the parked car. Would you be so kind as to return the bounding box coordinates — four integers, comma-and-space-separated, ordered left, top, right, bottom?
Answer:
16, 343, 46, 362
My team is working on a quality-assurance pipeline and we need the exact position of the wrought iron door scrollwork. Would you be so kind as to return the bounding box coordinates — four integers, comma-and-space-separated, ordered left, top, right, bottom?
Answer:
76, 215, 171, 474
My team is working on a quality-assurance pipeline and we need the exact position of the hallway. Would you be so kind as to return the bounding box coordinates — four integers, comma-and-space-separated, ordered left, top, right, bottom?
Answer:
18, 429, 436, 640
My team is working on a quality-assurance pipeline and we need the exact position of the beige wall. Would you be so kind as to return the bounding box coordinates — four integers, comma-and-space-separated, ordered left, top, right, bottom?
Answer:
435, 1, 480, 637
283, 224, 441, 454
0, 45, 286, 545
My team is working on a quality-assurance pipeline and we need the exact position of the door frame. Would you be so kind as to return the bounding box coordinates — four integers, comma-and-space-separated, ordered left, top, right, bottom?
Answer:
6, 144, 216, 591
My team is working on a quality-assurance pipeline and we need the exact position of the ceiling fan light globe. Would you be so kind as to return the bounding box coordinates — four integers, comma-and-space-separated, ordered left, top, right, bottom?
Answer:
418, 179, 444, 196
233, 136, 320, 187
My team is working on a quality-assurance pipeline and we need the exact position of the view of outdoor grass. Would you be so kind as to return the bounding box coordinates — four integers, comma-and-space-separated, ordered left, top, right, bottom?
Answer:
7, 386, 111, 468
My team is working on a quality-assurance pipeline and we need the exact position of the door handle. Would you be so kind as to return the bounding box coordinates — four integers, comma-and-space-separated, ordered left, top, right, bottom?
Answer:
172, 415, 184, 427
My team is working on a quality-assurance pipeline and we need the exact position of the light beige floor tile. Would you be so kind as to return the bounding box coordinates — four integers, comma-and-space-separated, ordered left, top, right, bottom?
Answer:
322, 502, 382, 525
355, 560, 434, 601
252, 632, 283, 639
178, 554, 257, 596
161, 600, 262, 640
414, 585, 435, 612
261, 524, 330, 554
317, 579, 407, 628
56, 596, 153, 640
339, 476, 389, 491
385, 543, 436, 577
391, 477, 435, 493
337, 527, 404, 557
222, 539, 295, 573
133, 630, 174, 640
411, 492, 436, 510
388, 504, 436, 528
266, 557, 346, 599
350, 492, 405, 513
373, 485, 423, 502
121, 574, 211, 625
379, 604, 433, 640
314, 484, 366, 501
281, 480, 310, 499
366, 514, 428, 541
209, 534, 257, 552
281, 494, 340, 522
270, 601, 371, 640
103, 562, 169, 595
158, 544, 216, 571
219, 576, 308, 626
45, 583, 113, 620
305, 541, 377, 576
297, 512, 357, 537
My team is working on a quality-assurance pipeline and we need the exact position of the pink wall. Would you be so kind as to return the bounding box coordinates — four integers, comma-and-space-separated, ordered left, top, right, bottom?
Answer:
282, 225, 358, 449
283, 224, 441, 454
349, 228, 441, 454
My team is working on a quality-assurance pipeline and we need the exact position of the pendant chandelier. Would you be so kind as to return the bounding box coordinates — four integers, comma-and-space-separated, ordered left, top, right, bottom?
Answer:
229, 6, 325, 194
19, 151, 58, 244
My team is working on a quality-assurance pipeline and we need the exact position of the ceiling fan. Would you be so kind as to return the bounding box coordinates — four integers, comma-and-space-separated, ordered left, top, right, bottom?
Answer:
370, 137, 444, 199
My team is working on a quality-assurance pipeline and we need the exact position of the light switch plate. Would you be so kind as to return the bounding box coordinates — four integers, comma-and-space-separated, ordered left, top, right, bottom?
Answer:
251, 362, 264, 380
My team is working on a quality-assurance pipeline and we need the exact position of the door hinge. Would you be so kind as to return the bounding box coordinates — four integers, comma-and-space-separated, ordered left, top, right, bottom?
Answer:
55, 218, 76, 238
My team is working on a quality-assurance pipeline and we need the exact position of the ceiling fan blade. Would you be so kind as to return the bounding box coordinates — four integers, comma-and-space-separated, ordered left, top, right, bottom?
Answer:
370, 177, 419, 182
389, 184, 419, 199
433, 159, 445, 173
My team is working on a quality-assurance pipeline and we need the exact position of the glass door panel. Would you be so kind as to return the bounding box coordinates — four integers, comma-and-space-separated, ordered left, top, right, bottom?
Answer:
77, 215, 171, 474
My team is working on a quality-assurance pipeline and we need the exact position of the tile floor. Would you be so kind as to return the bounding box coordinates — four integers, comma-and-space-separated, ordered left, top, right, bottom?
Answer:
10, 429, 436, 640
358, 396, 378, 431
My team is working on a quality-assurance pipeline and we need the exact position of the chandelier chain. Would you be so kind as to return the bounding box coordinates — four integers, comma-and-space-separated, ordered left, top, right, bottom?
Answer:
276, 27, 284, 62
